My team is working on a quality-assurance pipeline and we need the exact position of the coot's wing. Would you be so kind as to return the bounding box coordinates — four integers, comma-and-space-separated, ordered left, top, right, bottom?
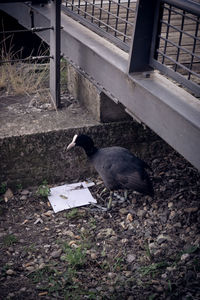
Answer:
116, 168, 154, 196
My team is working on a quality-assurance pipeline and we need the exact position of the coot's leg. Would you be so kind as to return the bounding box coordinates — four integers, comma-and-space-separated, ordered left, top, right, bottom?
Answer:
107, 191, 114, 210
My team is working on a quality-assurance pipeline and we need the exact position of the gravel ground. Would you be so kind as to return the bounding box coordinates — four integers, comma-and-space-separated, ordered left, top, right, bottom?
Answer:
0, 148, 200, 300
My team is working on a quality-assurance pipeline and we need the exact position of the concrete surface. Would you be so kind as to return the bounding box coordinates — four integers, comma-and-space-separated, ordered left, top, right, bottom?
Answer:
0, 94, 158, 188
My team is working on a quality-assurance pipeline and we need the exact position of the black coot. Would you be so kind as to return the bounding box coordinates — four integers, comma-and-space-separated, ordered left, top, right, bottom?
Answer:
67, 134, 154, 207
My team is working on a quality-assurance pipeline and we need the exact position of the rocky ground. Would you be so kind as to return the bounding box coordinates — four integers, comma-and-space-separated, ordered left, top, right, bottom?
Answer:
0, 149, 200, 300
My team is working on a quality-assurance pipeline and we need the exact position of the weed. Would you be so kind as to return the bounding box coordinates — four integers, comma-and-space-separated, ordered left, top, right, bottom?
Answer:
1, 264, 10, 277
88, 217, 97, 230
24, 243, 37, 254
149, 294, 157, 300
37, 180, 50, 198
0, 183, 7, 195
145, 242, 152, 261
140, 261, 168, 277
182, 245, 198, 255
65, 208, 79, 220
2, 234, 18, 247
168, 279, 172, 292
60, 58, 68, 93
62, 244, 86, 270
113, 256, 124, 271
16, 183, 23, 191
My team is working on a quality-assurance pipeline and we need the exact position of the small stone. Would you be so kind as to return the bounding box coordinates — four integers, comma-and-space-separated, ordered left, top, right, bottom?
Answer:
120, 221, 128, 230
91, 253, 97, 260
167, 266, 176, 272
126, 213, 133, 222
154, 285, 164, 292
97, 228, 116, 239
20, 287, 27, 292
20, 195, 27, 200
21, 190, 30, 195
8, 293, 15, 298
119, 208, 128, 215
121, 238, 128, 244
50, 249, 62, 258
26, 266, 35, 272
107, 272, 116, 279
43, 210, 53, 217
168, 202, 173, 208
157, 234, 171, 244
38, 263, 46, 269
161, 273, 167, 279
126, 254, 136, 263
62, 230, 75, 237
68, 240, 78, 247
181, 253, 190, 261
6, 269, 15, 275
169, 211, 176, 219
4, 188, 14, 202
148, 242, 158, 254
34, 218, 43, 225
184, 207, 198, 213
137, 209, 146, 218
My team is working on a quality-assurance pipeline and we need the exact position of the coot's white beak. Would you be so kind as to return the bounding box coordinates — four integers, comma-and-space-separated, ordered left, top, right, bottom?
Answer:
67, 134, 78, 150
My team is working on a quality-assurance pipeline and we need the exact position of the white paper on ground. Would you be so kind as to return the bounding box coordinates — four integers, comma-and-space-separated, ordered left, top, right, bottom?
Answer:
48, 181, 96, 213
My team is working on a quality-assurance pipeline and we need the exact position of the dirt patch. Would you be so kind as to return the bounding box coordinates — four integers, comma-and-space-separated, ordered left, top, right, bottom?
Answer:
0, 149, 200, 300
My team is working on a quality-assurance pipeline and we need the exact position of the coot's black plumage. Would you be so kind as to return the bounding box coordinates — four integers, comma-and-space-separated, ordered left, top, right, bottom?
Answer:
67, 134, 154, 199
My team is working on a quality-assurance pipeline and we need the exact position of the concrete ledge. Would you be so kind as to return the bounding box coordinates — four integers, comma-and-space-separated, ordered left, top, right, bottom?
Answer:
0, 121, 158, 189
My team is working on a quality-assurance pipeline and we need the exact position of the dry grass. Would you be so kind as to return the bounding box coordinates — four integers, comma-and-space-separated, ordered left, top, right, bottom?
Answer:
0, 60, 49, 96
0, 36, 49, 96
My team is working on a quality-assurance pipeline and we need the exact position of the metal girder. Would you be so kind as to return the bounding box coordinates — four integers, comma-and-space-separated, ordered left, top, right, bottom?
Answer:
50, 0, 61, 108
0, 2, 200, 171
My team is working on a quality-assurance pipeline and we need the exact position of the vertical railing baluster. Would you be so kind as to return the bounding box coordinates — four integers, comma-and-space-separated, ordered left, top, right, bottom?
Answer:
50, 0, 61, 108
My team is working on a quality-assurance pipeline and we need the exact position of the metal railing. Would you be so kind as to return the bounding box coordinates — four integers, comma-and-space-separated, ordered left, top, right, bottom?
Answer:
0, 0, 61, 107
62, 0, 136, 51
62, 0, 200, 96
150, 0, 200, 96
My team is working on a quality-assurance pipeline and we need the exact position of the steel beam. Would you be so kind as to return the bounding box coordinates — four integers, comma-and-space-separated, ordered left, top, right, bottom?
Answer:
0, 3, 200, 171
128, 0, 158, 72
50, 0, 61, 108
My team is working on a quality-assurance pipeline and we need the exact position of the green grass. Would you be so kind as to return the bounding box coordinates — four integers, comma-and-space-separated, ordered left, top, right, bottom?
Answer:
61, 244, 87, 270
24, 243, 37, 254
64, 208, 86, 220
0, 183, 7, 195
1, 234, 18, 248
140, 261, 168, 277
36, 180, 50, 198
65, 208, 79, 220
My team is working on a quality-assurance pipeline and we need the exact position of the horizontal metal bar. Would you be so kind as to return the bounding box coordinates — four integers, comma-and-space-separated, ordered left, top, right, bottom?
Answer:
163, 4, 200, 23
159, 35, 200, 61
161, 0, 200, 16
62, 6, 130, 51
156, 49, 200, 79
151, 58, 200, 97
65, 0, 136, 14
0, 26, 53, 34
160, 20, 200, 42
0, 55, 52, 64
65, 2, 134, 27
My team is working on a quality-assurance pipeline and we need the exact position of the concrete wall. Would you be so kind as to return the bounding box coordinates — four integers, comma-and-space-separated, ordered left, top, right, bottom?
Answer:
66, 63, 132, 123
0, 121, 161, 189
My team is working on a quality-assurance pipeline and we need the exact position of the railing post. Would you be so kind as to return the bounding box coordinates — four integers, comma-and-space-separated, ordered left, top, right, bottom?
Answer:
127, 0, 159, 73
50, 0, 61, 108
